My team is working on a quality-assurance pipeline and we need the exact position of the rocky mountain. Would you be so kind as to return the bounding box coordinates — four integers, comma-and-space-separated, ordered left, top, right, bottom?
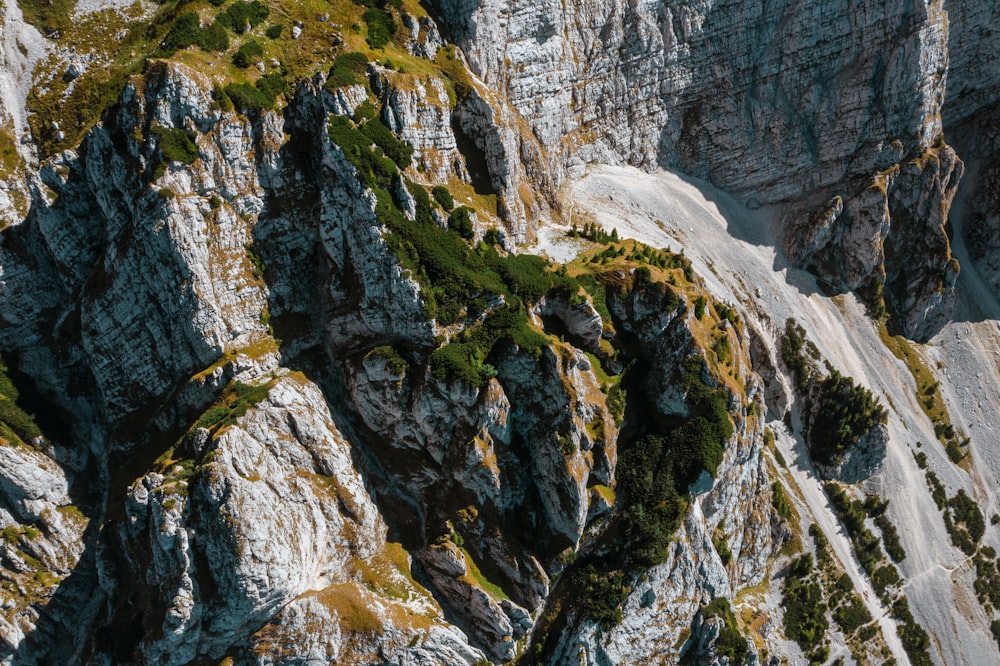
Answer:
0, 0, 999, 664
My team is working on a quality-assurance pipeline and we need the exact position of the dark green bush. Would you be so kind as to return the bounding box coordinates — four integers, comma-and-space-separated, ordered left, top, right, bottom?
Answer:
833, 598, 871, 637
152, 126, 198, 164
771, 481, 792, 519
363, 7, 396, 48
449, 206, 474, 239
255, 72, 287, 101
198, 21, 230, 51
0, 400, 42, 444
891, 597, 934, 666
265, 23, 283, 39
432, 185, 454, 210
217, 0, 269, 34
617, 357, 732, 567
783, 569, 827, 655
366, 345, 407, 375
327, 52, 370, 88
192, 381, 271, 432
233, 38, 264, 68
359, 116, 413, 168
693, 295, 706, 319
573, 565, 628, 629
875, 514, 906, 562
160, 12, 203, 54
696, 598, 748, 665
808, 367, 887, 462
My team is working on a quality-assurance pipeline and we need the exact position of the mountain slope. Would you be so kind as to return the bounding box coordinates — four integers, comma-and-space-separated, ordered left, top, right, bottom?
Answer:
0, 0, 998, 664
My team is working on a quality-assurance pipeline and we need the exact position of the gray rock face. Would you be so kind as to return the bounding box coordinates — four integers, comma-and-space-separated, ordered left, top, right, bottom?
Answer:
432, 0, 1000, 335
551, 281, 773, 665
783, 143, 964, 339
110, 373, 483, 665
815, 424, 889, 484
438, 0, 947, 202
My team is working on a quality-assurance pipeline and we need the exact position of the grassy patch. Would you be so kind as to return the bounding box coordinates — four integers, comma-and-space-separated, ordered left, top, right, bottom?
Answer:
365, 345, 408, 375
460, 547, 509, 600
191, 380, 272, 434
878, 322, 966, 463
18, 0, 76, 33
152, 126, 199, 164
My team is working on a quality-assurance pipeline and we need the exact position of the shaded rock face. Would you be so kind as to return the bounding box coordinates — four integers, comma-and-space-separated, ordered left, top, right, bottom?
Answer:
783, 144, 964, 340
430, 0, 1000, 337
547, 279, 773, 665
436, 0, 948, 202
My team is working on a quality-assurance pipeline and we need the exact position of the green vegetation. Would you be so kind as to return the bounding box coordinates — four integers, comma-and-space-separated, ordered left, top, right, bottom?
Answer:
365, 345, 408, 375
618, 356, 733, 567
808, 366, 887, 461
363, 7, 397, 49
152, 126, 199, 164
222, 72, 287, 111
430, 307, 547, 386
432, 185, 454, 210
18, 0, 76, 33
326, 52, 371, 89
216, 1, 270, 34
824, 483, 894, 583
569, 221, 619, 245
0, 358, 43, 446
327, 108, 592, 387
874, 514, 906, 563
572, 564, 628, 629
974, 550, 1000, 611
771, 481, 793, 519
265, 23, 284, 39
191, 380, 272, 434
158, 12, 231, 56
891, 597, 933, 666
780, 318, 820, 394
448, 206, 475, 239
713, 528, 732, 565
781, 318, 887, 462
233, 39, 265, 68
692, 598, 748, 665
782, 553, 829, 662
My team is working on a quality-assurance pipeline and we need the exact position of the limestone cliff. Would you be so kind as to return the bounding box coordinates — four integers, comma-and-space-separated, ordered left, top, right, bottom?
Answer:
1, 0, 999, 664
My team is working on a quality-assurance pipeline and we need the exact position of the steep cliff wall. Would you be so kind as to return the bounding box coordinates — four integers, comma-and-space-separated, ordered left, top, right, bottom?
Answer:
2, 0, 1000, 663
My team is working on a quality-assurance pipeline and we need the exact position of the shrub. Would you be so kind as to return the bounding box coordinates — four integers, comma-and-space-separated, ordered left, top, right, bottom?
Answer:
698, 598, 748, 665
160, 13, 203, 55
223, 81, 278, 111
363, 7, 396, 48
359, 116, 413, 168
217, 0, 269, 34
192, 381, 271, 432
151, 126, 198, 164
449, 206, 474, 238
233, 39, 264, 68
432, 185, 454, 210
693, 295, 706, 319
366, 346, 407, 375
808, 367, 887, 462
327, 52, 370, 89
875, 514, 906, 562
198, 21, 230, 52
0, 399, 43, 443
771, 481, 792, 519
833, 598, 871, 636
265, 23, 283, 39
